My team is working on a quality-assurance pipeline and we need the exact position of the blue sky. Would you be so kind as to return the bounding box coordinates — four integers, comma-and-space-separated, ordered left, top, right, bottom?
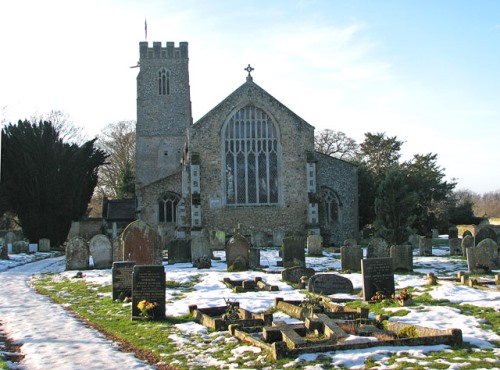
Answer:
1, 0, 499, 194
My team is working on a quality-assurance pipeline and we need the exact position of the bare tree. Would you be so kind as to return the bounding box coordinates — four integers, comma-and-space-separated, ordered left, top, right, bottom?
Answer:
29, 110, 86, 143
314, 129, 359, 160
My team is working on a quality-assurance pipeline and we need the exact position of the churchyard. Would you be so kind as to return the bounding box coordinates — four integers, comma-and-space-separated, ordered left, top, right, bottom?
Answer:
4, 227, 499, 369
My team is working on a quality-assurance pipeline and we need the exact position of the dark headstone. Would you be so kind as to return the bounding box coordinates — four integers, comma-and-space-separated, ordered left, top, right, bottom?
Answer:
112, 261, 135, 300
449, 238, 461, 256
390, 245, 413, 272
340, 245, 362, 271
132, 265, 166, 320
191, 234, 212, 267
65, 237, 89, 270
419, 237, 433, 256
361, 258, 395, 302
282, 236, 306, 268
461, 235, 475, 257
281, 266, 316, 284
307, 273, 354, 295
475, 227, 497, 246
39, 238, 51, 252
448, 226, 458, 239
466, 238, 500, 273
89, 234, 112, 269
366, 238, 389, 258
249, 248, 261, 268
121, 220, 162, 265
167, 239, 191, 264
226, 229, 250, 271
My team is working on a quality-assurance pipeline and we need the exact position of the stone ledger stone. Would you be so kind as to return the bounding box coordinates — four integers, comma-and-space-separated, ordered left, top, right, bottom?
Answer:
307, 273, 354, 295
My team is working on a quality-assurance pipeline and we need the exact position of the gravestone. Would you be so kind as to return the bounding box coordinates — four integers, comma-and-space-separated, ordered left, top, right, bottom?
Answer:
251, 231, 267, 248
29, 243, 38, 253
273, 229, 284, 247
112, 238, 123, 262
131, 265, 166, 320
419, 237, 433, 256
361, 258, 395, 301
282, 236, 306, 268
281, 266, 316, 284
191, 234, 212, 267
89, 234, 113, 269
307, 235, 323, 256
226, 226, 250, 271
343, 239, 357, 247
390, 245, 413, 272
448, 226, 459, 239
449, 238, 462, 256
11, 241, 22, 254
167, 239, 191, 264
249, 248, 261, 268
4, 232, 18, 245
340, 245, 363, 271
39, 238, 51, 252
366, 237, 389, 258
112, 261, 136, 300
209, 230, 226, 250
461, 235, 475, 257
121, 220, 162, 265
466, 238, 500, 273
65, 237, 89, 270
475, 227, 497, 246
307, 273, 354, 295
431, 229, 439, 238
408, 234, 421, 248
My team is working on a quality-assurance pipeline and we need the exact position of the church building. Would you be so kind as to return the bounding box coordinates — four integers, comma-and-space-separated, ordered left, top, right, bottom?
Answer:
134, 41, 358, 247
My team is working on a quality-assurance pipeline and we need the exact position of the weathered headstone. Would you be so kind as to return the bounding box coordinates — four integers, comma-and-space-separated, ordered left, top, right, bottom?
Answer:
29, 243, 38, 253
112, 238, 123, 262
282, 236, 306, 268
431, 229, 439, 239
366, 237, 389, 258
475, 227, 497, 246
390, 245, 413, 272
65, 237, 89, 270
251, 231, 267, 248
466, 238, 500, 273
307, 235, 323, 256
167, 239, 191, 264
4, 232, 18, 245
448, 226, 458, 239
361, 258, 395, 302
121, 220, 162, 265
249, 248, 261, 268
272, 229, 284, 247
419, 237, 433, 256
343, 239, 358, 247
408, 234, 421, 248
340, 245, 363, 271
307, 273, 354, 295
112, 261, 135, 300
191, 234, 212, 267
131, 265, 166, 320
461, 235, 475, 256
449, 238, 462, 256
281, 266, 316, 284
89, 234, 113, 269
209, 230, 226, 250
39, 238, 51, 252
226, 226, 250, 271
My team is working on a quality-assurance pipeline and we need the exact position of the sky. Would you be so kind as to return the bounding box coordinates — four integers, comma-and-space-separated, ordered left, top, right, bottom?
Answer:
1, 249, 499, 368
1, 0, 499, 194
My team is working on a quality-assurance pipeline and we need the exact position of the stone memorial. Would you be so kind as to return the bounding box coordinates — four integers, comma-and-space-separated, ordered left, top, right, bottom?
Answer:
251, 231, 267, 248
307, 273, 354, 295
466, 238, 500, 273
366, 237, 389, 258
461, 235, 475, 257
431, 229, 439, 238
4, 232, 18, 246
408, 234, 421, 248
191, 234, 212, 267
29, 243, 38, 253
449, 238, 461, 256
307, 234, 323, 256
340, 245, 362, 271
249, 248, 261, 268
361, 257, 395, 302
475, 227, 497, 246
281, 266, 316, 284
226, 225, 250, 271
282, 236, 306, 268
448, 226, 458, 239
209, 229, 226, 250
419, 237, 433, 256
167, 239, 191, 264
121, 220, 162, 265
112, 238, 123, 262
66, 237, 89, 270
272, 229, 284, 247
39, 238, 51, 252
112, 261, 136, 300
343, 239, 358, 247
89, 234, 113, 269
132, 265, 166, 320
390, 245, 413, 272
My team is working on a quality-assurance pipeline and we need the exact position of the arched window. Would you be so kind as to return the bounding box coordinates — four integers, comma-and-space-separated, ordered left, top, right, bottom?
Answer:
158, 68, 170, 95
322, 187, 339, 224
158, 192, 180, 223
223, 105, 280, 206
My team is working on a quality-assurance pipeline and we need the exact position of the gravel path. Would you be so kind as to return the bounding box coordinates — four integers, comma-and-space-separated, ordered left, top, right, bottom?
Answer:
0, 256, 155, 370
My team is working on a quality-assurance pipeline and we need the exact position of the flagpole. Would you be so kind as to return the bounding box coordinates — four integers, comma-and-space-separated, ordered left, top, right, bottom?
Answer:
145, 18, 147, 40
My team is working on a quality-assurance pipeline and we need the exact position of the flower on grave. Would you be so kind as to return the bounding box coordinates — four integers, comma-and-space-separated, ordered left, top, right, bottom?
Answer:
370, 291, 388, 302
137, 300, 158, 319
396, 287, 412, 301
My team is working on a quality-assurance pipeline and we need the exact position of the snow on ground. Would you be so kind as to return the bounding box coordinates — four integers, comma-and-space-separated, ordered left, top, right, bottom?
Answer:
0, 246, 499, 369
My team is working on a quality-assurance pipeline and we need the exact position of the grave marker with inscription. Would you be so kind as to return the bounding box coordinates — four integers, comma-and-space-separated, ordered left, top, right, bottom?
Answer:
390, 245, 413, 272
282, 236, 306, 268
340, 245, 362, 271
112, 261, 136, 300
121, 220, 162, 265
361, 258, 395, 301
89, 234, 112, 269
307, 273, 354, 295
132, 265, 166, 320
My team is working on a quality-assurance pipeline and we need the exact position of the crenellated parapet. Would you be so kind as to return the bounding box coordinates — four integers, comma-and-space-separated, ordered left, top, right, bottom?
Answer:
139, 41, 188, 60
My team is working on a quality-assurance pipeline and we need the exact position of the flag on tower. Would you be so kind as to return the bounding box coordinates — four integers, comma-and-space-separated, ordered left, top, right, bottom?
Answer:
145, 18, 147, 40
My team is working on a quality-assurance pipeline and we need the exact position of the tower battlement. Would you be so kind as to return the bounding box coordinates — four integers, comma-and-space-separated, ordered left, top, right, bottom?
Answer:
139, 41, 188, 60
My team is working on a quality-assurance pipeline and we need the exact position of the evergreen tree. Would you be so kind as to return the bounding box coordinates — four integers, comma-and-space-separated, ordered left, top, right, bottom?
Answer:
0, 120, 107, 246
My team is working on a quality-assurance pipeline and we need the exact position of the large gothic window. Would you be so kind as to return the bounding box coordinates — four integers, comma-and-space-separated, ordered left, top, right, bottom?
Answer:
158, 192, 180, 223
158, 68, 170, 95
322, 187, 339, 224
223, 105, 280, 206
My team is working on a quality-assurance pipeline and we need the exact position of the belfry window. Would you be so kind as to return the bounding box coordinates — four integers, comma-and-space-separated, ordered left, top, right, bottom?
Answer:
322, 187, 339, 224
158, 192, 179, 223
158, 68, 170, 95
223, 105, 280, 206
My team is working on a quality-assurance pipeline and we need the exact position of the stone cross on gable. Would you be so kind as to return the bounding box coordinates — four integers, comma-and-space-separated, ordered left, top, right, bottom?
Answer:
244, 64, 254, 82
